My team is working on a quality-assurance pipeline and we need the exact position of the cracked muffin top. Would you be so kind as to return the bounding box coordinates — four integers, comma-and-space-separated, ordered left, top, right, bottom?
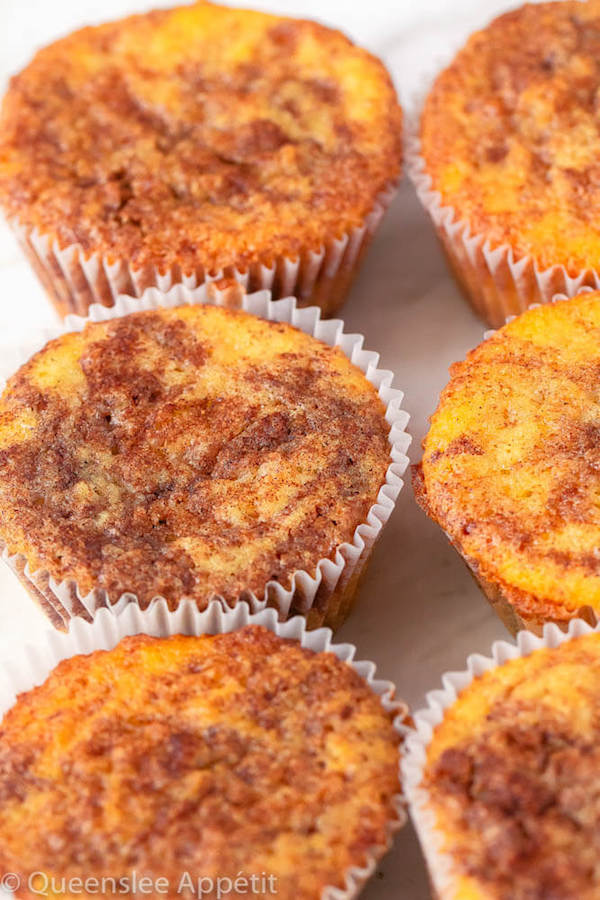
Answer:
0, 1, 402, 273
0, 626, 402, 900
0, 303, 390, 607
416, 292, 600, 626
421, 0, 600, 273
423, 630, 600, 900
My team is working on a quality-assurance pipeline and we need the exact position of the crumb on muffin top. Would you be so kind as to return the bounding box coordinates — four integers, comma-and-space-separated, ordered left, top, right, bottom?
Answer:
0, 303, 390, 607
0, 626, 401, 900
417, 292, 600, 622
0, 1, 402, 272
421, 0, 600, 273
424, 630, 600, 900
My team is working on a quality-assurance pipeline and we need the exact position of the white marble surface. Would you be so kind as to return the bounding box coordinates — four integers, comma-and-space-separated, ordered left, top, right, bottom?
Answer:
0, 1, 544, 897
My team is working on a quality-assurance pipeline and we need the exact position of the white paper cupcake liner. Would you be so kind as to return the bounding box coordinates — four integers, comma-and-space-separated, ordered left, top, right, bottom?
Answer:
406, 80, 600, 328
9, 183, 397, 321
0, 282, 411, 631
402, 616, 600, 899
0, 598, 409, 900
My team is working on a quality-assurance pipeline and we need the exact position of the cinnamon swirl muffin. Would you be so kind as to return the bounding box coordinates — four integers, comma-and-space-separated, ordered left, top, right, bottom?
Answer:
416, 629, 600, 899
0, 2, 402, 317
416, 291, 600, 635
0, 626, 402, 900
0, 302, 393, 628
418, 0, 600, 325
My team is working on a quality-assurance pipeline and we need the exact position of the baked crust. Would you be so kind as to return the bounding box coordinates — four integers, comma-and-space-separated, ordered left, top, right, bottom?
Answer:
0, 626, 401, 900
417, 293, 600, 628
423, 631, 600, 899
421, 0, 600, 274
0, 304, 390, 608
0, 2, 401, 274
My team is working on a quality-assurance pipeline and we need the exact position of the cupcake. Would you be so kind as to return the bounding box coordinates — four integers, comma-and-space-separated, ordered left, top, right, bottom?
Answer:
415, 291, 600, 636
0, 601, 407, 900
0, 286, 409, 630
0, 1, 402, 319
404, 621, 600, 900
414, 0, 600, 327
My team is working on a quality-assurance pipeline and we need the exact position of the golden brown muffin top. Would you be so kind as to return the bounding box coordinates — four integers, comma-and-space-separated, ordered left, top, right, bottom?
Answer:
0, 626, 401, 900
0, 304, 390, 607
423, 631, 600, 900
417, 292, 600, 623
0, 2, 401, 272
421, 0, 600, 273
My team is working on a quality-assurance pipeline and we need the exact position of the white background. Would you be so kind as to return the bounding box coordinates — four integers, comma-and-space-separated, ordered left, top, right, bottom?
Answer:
0, 1, 546, 897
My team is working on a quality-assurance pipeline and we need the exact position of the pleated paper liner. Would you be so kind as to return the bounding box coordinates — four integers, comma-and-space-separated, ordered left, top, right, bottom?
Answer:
444, 541, 600, 640
0, 598, 409, 900
405, 68, 600, 328
10, 183, 397, 320
0, 283, 411, 631
402, 617, 599, 900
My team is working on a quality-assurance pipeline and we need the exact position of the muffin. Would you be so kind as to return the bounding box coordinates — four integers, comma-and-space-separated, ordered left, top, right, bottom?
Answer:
0, 624, 403, 900
0, 295, 405, 630
415, 291, 600, 635
416, 0, 600, 326
406, 626, 600, 899
0, 1, 402, 319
